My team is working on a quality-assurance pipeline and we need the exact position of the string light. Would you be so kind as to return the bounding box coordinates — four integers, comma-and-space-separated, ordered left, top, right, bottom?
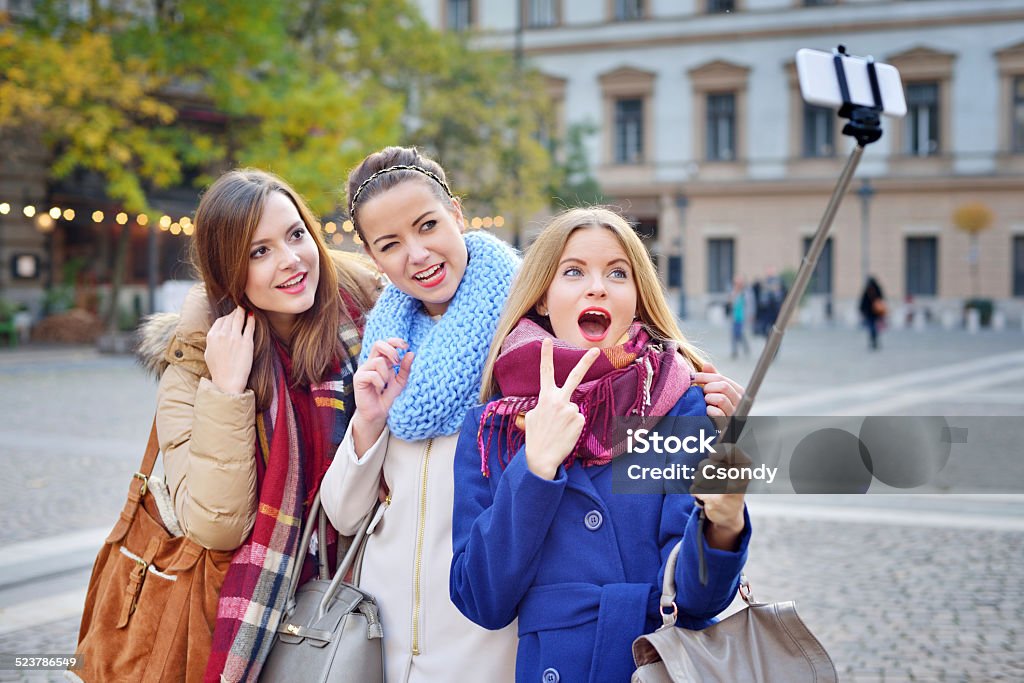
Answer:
342, 220, 353, 233
182, 224, 194, 236
115, 212, 128, 225
63, 208, 75, 220
494, 216, 505, 228
331, 233, 343, 245
92, 210, 104, 223
471, 217, 482, 229
353, 233, 363, 245
180, 216, 192, 227
49, 207, 61, 219
23, 205, 36, 217
482, 216, 493, 228
0, 203, 9, 214
36, 214, 54, 231
159, 215, 171, 229
325, 221, 337, 234
169, 223, 181, 235
137, 214, 149, 226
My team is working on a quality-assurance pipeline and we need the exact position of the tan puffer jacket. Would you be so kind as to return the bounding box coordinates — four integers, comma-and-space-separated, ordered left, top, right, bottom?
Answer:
139, 256, 382, 551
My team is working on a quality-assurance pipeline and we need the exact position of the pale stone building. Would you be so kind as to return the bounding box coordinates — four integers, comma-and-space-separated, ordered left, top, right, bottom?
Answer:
414, 0, 1024, 326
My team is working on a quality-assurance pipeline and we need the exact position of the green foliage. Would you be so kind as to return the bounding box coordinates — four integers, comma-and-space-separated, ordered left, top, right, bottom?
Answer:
549, 122, 604, 209
1, 0, 556, 219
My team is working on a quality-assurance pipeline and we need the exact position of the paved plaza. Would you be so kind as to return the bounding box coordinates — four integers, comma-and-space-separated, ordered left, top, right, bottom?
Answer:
0, 321, 1022, 681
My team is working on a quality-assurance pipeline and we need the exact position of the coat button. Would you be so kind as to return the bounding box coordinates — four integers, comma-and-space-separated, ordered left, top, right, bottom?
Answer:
174, 349, 183, 358
542, 668, 560, 683
584, 510, 603, 531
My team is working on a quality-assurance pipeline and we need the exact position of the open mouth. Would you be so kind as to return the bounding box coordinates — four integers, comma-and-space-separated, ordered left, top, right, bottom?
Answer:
412, 263, 446, 288
577, 307, 611, 342
276, 272, 307, 293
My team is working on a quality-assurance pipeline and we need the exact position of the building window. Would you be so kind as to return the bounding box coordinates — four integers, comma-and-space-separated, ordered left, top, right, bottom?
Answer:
526, 0, 558, 27
706, 93, 736, 161
707, 0, 735, 13
1014, 76, 1024, 153
614, 98, 644, 164
905, 82, 940, 156
707, 238, 734, 294
613, 0, 644, 20
906, 237, 938, 296
447, 0, 473, 32
802, 237, 833, 294
1014, 236, 1024, 296
803, 104, 835, 158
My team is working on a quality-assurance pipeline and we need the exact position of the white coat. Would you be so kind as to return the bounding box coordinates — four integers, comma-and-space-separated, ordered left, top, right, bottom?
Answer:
321, 424, 518, 683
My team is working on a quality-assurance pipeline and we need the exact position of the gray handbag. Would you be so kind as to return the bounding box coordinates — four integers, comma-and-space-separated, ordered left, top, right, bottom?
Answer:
261, 494, 383, 682
632, 538, 837, 682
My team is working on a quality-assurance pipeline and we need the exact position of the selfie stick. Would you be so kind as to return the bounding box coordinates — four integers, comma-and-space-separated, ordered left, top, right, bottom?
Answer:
722, 46, 884, 440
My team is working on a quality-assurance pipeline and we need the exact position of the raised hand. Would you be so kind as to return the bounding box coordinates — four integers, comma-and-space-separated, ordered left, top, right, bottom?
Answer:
351, 338, 414, 455
523, 339, 600, 480
694, 362, 745, 421
691, 443, 750, 550
205, 305, 256, 395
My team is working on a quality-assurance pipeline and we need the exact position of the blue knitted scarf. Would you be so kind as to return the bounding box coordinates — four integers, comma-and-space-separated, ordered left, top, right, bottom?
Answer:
359, 231, 520, 441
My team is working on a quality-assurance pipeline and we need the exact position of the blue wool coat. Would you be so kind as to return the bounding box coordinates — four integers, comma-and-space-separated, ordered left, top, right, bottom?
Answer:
450, 386, 751, 683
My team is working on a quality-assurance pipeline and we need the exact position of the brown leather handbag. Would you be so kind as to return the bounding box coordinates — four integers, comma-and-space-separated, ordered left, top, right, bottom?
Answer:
632, 539, 837, 683
72, 420, 233, 683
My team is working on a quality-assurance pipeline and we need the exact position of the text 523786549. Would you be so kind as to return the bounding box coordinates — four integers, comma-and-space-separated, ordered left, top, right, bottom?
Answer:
0, 654, 83, 670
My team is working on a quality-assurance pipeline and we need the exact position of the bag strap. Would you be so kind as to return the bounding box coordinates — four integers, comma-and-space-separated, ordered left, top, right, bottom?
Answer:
283, 493, 379, 613
659, 538, 754, 628
106, 418, 160, 544
315, 501, 378, 620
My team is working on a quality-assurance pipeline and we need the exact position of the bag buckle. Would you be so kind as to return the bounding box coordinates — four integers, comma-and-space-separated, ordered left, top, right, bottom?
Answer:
133, 472, 149, 497
659, 601, 678, 627
738, 575, 755, 604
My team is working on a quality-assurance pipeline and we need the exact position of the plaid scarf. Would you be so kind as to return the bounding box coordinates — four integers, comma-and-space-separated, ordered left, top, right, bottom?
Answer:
204, 297, 363, 683
479, 319, 691, 475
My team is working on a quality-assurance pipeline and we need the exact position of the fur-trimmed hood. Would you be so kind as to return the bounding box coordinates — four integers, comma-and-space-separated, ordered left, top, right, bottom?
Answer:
136, 311, 183, 378
136, 284, 212, 379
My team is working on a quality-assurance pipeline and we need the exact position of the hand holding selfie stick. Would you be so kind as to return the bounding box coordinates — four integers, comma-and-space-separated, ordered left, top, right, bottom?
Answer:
721, 45, 887, 442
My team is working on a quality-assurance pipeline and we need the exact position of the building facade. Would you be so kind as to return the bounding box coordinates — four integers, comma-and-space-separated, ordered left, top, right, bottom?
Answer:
416, 0, 1024, 325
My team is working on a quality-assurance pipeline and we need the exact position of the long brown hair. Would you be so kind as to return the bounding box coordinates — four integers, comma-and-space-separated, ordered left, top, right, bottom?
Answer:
192, 168, 373, 410
479, 207, 707, 401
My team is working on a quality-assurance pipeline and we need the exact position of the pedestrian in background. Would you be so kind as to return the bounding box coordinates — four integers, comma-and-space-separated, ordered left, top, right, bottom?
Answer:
730, 275, 750, 359
140, 169, 380, 681
450, 207, 749, 683
860, 276, 886, 350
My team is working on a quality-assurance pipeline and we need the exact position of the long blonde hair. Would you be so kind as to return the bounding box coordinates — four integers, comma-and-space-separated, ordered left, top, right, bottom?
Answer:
479, 207, 707, 401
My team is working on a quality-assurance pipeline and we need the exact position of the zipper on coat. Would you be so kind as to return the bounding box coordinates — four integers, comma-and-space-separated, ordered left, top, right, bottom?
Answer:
411, 438, 433, 655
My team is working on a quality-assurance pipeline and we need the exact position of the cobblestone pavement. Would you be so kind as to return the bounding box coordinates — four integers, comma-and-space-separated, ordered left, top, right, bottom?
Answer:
0, 322, 1022, 681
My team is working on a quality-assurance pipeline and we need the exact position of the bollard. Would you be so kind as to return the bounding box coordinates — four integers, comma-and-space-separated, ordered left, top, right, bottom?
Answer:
992, 310, 1006, 331
966, 308, 980, 334
941, 309, 957, 331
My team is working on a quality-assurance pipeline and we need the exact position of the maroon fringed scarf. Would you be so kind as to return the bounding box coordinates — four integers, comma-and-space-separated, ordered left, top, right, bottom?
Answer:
478, 319, 692, 476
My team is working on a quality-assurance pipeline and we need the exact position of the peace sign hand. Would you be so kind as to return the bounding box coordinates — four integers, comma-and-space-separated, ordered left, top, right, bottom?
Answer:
524, 339, 600, 480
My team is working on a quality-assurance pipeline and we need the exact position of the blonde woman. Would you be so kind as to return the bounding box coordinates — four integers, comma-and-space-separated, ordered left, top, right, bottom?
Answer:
450, 207, 749, 683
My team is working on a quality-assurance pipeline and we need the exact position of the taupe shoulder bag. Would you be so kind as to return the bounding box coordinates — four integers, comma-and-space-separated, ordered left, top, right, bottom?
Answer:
631, 540, 836, 682
260, 495, 383, 682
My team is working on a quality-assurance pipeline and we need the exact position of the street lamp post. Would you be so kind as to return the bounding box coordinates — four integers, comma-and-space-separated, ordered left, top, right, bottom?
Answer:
675, 193, 688, 319
857, 178, 875, 286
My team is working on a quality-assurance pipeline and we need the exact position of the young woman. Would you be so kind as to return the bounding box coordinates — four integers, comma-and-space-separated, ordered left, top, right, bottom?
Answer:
142, 169, 380, 682
318, 146, 523, 682
450, 207, 750, 683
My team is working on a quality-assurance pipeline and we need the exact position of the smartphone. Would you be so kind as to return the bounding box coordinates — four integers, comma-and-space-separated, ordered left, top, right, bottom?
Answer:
796, 48, 907, 118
